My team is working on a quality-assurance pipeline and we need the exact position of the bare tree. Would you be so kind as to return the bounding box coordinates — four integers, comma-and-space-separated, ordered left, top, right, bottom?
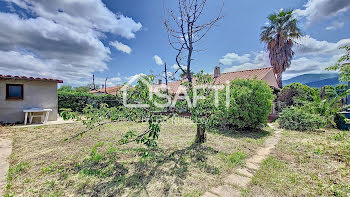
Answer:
163, 0, 223, 143
163, 0, 223, 87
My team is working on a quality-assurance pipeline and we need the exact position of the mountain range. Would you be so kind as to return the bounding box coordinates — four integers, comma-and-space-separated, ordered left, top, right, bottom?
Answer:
282, 73, 344, 88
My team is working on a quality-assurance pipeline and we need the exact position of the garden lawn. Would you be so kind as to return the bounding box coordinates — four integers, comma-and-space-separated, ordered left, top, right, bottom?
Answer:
247, 127, 350, 196
4, 117, 271, 197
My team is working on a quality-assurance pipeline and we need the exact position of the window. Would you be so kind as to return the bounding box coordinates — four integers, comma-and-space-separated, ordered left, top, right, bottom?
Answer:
6, 84, 23, 100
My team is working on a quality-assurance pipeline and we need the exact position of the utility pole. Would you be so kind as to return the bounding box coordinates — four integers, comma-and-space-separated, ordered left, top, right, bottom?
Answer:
104, 77, 108, 93
164, 62, 169, 95
92, 74, 95, 90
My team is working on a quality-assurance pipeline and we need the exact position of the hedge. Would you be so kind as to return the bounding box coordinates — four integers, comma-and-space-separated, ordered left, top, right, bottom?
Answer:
213, 79, 275, 130
278, 107, 325, 131
58, 92, 122, 112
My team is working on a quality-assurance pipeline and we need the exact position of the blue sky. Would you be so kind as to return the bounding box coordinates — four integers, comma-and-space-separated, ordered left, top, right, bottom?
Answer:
0, 0, 349, 86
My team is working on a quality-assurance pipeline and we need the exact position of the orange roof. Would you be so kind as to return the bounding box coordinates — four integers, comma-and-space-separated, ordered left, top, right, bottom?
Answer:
212, 67, 275, 83
0, 74, 63, 83
89, 86, 121, 95
153, 67, 278, 94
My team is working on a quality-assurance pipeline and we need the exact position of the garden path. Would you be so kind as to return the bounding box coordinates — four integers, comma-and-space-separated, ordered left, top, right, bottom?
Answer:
0, 127, 12, 197
202, 124, 282, 197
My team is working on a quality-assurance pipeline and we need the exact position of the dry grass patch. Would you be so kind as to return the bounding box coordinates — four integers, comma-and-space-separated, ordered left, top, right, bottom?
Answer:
4, 118, 271, 197
248, 128, 350, 196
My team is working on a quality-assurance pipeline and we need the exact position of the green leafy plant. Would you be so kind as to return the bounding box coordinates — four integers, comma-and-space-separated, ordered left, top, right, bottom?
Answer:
278, 107, 325, 131
58, 92, 122, 112
214, 79, 275, 129
300, 89, 349, 127
327, 45, 350, 82
333, 132, 347, 141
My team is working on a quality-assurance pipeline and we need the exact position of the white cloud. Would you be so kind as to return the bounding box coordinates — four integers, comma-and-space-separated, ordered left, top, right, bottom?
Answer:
0, 0, 142, 85
109, 41, 132, 54
172, 64, 186, 70
5, 0, 142, 39
294, 0, 350, 25
153, 55, 164, 65
222, 36, 349, 80
284, 55, 340, 80
219, 52, 251, 65
95, 77, 122, 87
293, 35, 350, 56
325, 21, 345, 30
223, 51, 269, 73
125, 73, 146, 83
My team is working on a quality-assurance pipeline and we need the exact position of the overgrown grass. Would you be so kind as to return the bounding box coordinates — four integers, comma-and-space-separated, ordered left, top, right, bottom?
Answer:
249, 129, 350, 196
220, 151, 247, 169
4, 117, 271, 196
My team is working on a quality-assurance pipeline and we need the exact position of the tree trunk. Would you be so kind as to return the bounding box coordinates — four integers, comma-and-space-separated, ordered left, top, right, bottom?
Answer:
195, 124, 206, 143
187, 43, 193, 88
276, 72, 283, 88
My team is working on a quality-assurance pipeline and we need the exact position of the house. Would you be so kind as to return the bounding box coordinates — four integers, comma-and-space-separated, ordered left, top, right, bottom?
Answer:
0, 74, 63, 124
89, 85, 121, 95
153, 66, 280, 118
153, 67, 280, 94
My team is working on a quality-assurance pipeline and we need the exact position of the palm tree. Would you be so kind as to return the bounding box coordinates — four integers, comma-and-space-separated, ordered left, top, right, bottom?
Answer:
260, 9, 302, 88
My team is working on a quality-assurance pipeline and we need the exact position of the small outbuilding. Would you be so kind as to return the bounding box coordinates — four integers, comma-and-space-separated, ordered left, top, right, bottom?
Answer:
0, 74, 63, 124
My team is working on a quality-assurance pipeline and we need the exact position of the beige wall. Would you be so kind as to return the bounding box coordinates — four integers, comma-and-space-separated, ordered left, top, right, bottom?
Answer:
0, 80, 58, 123
262, 70, 279, 89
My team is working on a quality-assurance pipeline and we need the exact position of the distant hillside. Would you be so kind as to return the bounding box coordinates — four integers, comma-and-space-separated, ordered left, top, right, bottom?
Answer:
283, 73, 339, 86
304, 77, 343, 88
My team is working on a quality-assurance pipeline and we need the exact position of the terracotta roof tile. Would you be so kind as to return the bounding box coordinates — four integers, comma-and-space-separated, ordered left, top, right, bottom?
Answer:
153, 67, 278, 94
0, 74, 63, 83
89, 86, 122, 95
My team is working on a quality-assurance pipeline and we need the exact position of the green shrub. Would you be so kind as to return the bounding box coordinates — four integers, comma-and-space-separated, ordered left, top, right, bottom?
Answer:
278, 83, 318, 111
278, 107, 325, 131
58, 92, 122, 112
214, 79, 275, 129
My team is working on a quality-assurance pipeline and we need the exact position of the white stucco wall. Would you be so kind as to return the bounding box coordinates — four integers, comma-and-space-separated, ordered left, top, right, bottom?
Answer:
0, 80, 58, 123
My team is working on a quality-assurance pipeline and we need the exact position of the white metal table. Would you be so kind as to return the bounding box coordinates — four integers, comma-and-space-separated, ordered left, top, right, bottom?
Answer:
23, 108, 52, 125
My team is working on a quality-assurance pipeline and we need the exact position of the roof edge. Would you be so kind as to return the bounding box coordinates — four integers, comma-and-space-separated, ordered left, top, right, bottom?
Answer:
0, 74, 63, 83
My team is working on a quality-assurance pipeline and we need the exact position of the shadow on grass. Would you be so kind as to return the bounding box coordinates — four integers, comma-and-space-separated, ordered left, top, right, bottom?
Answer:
69, 143, 220, 196
211, 127, 271, 140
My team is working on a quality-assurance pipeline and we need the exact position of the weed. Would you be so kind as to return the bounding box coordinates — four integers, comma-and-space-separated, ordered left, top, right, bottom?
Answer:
333, 131, 347, 141
23, 178, 30, 184
8, 162, 30, 181
314, 147, 324, 155
90, 143, 104, 163
183, 190, 202, 197
6, 183, 11, 190
241, 188, 249, 196
41, 164, 57, 174
221, 151, 247, 168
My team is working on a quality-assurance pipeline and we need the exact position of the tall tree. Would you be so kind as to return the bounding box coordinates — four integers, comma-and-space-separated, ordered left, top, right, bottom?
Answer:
260, 9, 302, 88
163, 0, 223, 143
